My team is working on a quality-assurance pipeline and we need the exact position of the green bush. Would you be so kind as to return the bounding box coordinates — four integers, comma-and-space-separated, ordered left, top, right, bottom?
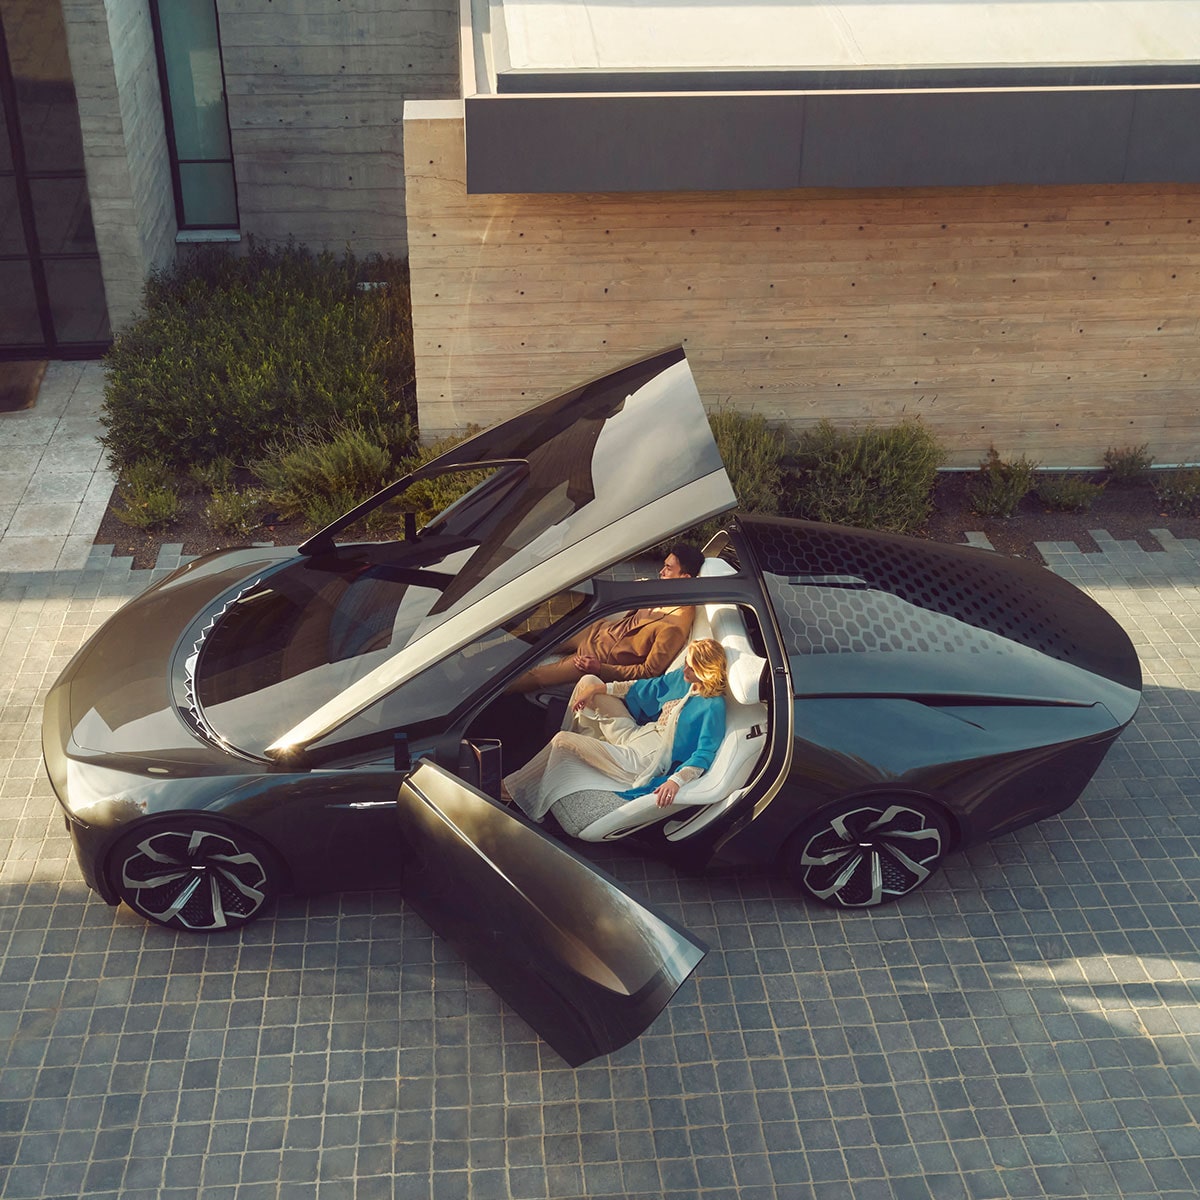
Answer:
253, 424, 395, 529
1035, 472, 1105, 513
101, 242, 414, 470
1103, 443, 1154, 484
1152, 469, 1200, 516
708, 409, 786, 517
190, 456, 234, 492
788, 417, 945, 533
669, 410, 787, 546
112, 458, 180, 529
968, 448, 1038, 518
203, 488, 264, 537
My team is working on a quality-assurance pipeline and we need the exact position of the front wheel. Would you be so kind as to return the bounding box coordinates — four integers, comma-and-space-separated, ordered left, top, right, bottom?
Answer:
109, 819, 281, 932
783, 797, 950, 908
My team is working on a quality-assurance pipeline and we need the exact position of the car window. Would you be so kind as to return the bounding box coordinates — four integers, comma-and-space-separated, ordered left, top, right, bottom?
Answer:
306, 586, 592, 751
405, 357, 724, 632
327, 464, 517, 545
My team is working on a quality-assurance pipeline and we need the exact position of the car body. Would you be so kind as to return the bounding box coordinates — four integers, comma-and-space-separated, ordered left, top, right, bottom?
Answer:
43, 348, 1141, 1064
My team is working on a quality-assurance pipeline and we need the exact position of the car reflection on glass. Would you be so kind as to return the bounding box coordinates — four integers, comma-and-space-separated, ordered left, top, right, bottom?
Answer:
42, 349, 1141, 1065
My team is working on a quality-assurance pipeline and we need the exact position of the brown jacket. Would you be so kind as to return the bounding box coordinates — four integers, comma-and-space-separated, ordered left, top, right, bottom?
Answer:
577, 606, 695, 682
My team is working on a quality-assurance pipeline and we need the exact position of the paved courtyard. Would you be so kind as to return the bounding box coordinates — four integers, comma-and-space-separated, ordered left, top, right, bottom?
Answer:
3, 432, 1200, 1196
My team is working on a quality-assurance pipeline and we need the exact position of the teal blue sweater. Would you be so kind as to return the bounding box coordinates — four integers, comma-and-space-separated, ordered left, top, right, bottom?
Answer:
615, 668, 726, 799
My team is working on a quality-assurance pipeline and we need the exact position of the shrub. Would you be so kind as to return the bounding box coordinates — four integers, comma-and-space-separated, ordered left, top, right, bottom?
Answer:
190, 456, 234, 492
788, 417, 945, 533
708, 409, 786, 517
112, 458, 180, 529
203, 488, 264, 537
253, 424, 395, 529
678, 410, 788, 545
101, 242, 414, 470
1035, 472, 1105, 512
1152, 468, 1200, 516
968, 448, 1038, 518
1103, 443, 1154, 484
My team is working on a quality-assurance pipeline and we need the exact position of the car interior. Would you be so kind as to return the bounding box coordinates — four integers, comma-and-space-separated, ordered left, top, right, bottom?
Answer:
460, 555, 773, 843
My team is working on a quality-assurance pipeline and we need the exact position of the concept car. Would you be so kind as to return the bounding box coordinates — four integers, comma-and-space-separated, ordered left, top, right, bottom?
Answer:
43, 349, 1141, 1064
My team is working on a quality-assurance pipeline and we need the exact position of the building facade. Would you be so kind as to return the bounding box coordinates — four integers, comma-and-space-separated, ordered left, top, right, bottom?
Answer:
0, 0, 458, 360
406, 102, 1200, 468
401, 0, 1200, 467
3, 0, 1198, 466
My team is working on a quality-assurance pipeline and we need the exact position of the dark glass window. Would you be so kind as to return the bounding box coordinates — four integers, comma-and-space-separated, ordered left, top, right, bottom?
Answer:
29, 176, 96, 253
150, 0, 238, 229
43, 258, 111, 343
308, 587, 593, 752
0, 257, 40, 341
0, 0, 110, 354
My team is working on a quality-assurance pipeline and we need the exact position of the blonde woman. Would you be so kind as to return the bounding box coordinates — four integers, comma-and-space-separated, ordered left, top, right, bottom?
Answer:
503, 638, 728, 823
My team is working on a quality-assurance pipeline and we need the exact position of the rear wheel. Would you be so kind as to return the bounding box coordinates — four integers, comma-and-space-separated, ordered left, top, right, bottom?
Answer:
109, 819, 281, 932
784, 797, 950, 908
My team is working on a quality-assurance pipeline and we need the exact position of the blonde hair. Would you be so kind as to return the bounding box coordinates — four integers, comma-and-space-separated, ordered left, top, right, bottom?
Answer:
685, 638, 728, 698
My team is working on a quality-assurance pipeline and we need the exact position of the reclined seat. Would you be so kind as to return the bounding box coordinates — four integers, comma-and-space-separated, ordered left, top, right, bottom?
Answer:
551, 585, 769, 842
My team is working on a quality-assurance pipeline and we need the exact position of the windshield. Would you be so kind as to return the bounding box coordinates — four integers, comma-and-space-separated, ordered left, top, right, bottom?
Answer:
189, 544, 475, 755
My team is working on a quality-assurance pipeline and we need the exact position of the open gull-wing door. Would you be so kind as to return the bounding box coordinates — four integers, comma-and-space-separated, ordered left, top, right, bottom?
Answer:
267, 348, 735, 759
396, 760, 707, 1067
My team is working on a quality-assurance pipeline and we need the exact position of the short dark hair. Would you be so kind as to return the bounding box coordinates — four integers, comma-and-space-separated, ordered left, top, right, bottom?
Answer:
667, 542, 704, 577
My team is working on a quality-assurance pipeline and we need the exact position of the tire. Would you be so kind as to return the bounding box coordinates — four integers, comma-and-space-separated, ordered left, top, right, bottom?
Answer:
109, 818, 280, 932
784, 797, 950, 908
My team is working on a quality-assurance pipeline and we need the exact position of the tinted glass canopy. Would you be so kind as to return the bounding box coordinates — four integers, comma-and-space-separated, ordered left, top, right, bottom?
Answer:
208, 349, 729, 757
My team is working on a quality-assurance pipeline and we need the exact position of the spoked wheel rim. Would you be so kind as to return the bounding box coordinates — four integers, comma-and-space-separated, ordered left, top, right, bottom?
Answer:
117, 826, 272, 931
794, 801, 947, 908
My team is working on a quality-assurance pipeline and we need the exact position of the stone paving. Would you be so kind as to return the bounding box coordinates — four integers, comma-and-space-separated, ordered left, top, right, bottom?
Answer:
0, 361, 112, 573
2, 378, 1200, 1198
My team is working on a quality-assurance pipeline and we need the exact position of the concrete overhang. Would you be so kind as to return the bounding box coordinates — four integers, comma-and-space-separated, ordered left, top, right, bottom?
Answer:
459, 0, 1200, 192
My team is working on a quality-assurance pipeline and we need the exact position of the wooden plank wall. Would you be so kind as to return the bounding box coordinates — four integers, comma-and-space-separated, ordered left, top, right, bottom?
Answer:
405, 109, 1200, 467
216, 0, 458, 254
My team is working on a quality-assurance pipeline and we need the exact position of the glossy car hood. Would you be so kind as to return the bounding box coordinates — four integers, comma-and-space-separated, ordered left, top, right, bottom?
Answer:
269, 349, 736, 756
58, 548, 290, 762
742, 516, 1142, 721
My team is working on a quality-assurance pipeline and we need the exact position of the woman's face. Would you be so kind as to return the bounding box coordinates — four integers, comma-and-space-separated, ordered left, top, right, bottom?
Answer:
683, 659, 698, 684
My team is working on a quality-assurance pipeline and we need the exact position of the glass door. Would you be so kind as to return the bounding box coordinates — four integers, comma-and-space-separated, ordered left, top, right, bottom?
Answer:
0, 0, 111, 359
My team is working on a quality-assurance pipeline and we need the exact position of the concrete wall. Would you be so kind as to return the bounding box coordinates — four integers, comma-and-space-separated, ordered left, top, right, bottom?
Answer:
60, 0, 177, 330
406, 103, 1200, 468
216, 0, 459, 255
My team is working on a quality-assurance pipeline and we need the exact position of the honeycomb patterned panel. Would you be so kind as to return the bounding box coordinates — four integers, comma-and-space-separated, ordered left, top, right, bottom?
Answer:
765, 580, 1016, 656
745, 518, 1078, 661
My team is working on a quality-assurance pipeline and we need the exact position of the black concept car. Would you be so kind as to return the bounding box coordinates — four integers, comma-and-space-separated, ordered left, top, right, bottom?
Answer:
43, 349, 1141, 1064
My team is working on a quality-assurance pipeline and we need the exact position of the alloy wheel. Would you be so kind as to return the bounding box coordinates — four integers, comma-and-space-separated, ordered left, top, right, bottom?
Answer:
114, 824, 276, 931
789, 800, 948, 907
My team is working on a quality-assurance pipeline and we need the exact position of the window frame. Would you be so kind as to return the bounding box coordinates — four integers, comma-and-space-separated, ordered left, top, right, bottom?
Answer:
148, 0, 240, 231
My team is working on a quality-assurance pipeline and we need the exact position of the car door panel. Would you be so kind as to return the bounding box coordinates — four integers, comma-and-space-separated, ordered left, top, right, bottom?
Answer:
395, 760, 706, 1066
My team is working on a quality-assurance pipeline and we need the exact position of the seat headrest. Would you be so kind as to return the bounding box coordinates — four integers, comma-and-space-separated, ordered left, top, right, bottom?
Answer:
698, 557, 737, 578
706, 602, 766, 705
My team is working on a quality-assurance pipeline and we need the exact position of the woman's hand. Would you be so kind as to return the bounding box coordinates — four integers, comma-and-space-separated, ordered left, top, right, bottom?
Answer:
571, 682, 607, 712
654, 779, 680, 808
